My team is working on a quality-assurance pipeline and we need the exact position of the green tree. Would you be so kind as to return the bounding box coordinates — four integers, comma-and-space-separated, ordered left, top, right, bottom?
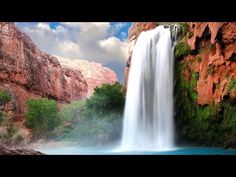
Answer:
56, 83, 126, 145
0, 90, 11, 105
0, 111, 4, 124
25, 98, 61, 138
86, 82, 125, 115
0, 90, 11, 126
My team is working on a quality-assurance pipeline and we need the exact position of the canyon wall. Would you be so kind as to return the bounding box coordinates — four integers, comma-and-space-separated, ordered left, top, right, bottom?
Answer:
184, 22, 236, 105
56, 56, 117, 97
0, 22, 117, 121
125, 22, 236, 105
125, 22, 236, 148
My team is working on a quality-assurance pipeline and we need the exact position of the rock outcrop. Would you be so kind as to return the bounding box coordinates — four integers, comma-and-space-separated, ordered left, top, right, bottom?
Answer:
0, 144, 43, 155
56, 56, 117, 97
0, 22, 88, 120
125, 22, 236, 148
184, 22, 236, 105
125, 22, 236, 106
0, 22, 117, 121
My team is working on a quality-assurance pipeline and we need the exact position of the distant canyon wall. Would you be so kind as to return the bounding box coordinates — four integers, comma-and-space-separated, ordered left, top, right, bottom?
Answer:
0, 22, 117, 121
56, 56, 117, 97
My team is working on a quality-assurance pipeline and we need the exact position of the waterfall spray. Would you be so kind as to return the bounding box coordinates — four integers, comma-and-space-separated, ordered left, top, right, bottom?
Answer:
121, 25, 178, 151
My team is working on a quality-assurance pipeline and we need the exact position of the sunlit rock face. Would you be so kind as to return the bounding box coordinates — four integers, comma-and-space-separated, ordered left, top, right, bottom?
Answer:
0, 22, 88, 120
56, 56, 117, 97
125, 22, 236, 106
185, 22, 236, 105
0, 22, 118, 121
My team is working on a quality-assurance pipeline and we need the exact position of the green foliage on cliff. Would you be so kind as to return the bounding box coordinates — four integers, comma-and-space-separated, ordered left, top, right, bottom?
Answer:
25, 98, 61, 138
196, 56, 202, 63
175, 62, 199, 103
0, 111, 4, 124
175, 61, 236, 148
0, 90, 11, 105
0, 117, 25, 146
54, 83, 125, 145
227, 79, 236, 92
179, 22, 189, 39
207, 64, 215, 76
188, 31, 194, 38
175, 42, 191, 59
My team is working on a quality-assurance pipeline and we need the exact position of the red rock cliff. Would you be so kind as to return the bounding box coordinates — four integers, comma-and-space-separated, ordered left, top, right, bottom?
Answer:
56, 56, 117, 97
124, 22, 236, 106
184, 22, 236, 105
0, 22, 118, 121
0, 23, 88, 120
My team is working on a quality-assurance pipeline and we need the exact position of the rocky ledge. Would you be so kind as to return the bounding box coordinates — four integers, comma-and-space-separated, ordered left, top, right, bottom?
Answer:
0, 144, 43, 155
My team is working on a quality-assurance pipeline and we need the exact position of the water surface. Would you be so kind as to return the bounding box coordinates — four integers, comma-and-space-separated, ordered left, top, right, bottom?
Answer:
34, 144, 236, 155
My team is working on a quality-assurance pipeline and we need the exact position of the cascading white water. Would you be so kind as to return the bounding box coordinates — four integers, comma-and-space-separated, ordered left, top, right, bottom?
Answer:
121, 25, 177, 151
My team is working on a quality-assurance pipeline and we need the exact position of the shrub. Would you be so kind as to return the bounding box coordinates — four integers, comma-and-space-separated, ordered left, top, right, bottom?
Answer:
52, 100, 86, 138
207, 64, 215, 76
6, 125, 18, 139
86, 82, 125, 116
175, 42, 191, 59
25, 98, 61, 138
196, 56, 202, 63
61, 100, 86, 123
179, 22, 189, 38
56, 83, 125, 145
188, 31, 194, 38
0, 90, 11, 105
0, 111, 4, 124
58, 112, 123, 145
227, 79, 236, 92
14, 134, 24, 144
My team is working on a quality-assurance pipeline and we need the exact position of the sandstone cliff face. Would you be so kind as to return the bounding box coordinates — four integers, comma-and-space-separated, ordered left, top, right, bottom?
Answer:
0, 22, 89, 120
57, 57, 117, 97
124, 22, 236, 148
56, 56, 117, 97
184, 22, 236, 105
0, 22, 118, 121
125, 22, 236, 106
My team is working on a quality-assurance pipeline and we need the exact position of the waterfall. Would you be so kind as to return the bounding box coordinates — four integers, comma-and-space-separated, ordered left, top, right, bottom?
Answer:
121, 25, 178, 151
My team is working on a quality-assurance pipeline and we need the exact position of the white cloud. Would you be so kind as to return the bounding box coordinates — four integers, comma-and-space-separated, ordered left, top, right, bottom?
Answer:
99, 37, 128, 62
57, 41, 82, 58
36, 23, 50, 30
16, 22, 129, 65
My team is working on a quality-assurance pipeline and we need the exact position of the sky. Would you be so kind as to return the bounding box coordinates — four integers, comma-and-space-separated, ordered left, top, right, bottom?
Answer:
16, 22, 132, 83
